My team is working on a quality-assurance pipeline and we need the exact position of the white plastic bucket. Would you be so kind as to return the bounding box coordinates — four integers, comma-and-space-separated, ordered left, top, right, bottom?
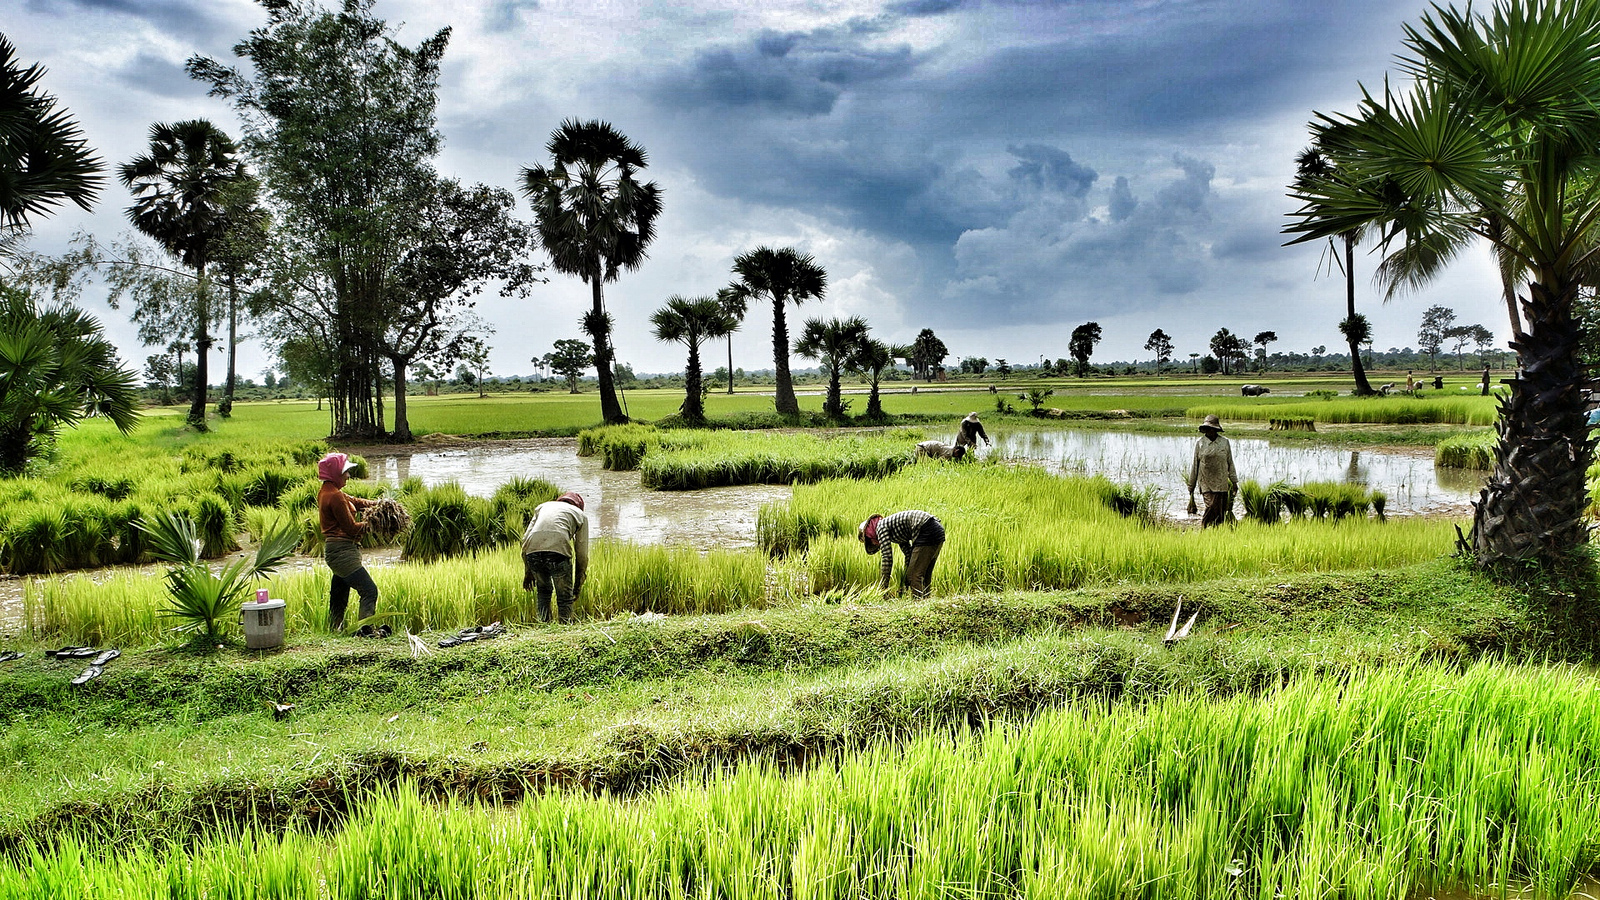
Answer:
240, 599, 287, 650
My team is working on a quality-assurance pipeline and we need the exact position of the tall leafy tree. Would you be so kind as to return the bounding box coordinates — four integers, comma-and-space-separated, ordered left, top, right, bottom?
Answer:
730, 247, 827, 416
542, 338, 593, 393
1143, 328, 1174, 370
849, 337, 893, 419
1252, 331, 1278, 371
190, 0, 450, 439
210, 176, 269, 417
794, 315, 869, 419
651, 295, 735, 424
1293, 142, 1377, 395
909, 328, 948, 381
521, 119, 661, 425
0, 35, 103, 238
1417, 305, 1455, 372
382, 180, 540, 441
1209, 328, 1248, 375
118, 119, 244, 430
0, 285, 138, 473
1068, 321, 1102, 377
715, 285, 748, 394
1286, 0, 1600, 567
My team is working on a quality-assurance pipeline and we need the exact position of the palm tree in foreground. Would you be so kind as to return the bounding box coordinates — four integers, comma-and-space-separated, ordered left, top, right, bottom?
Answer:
1286, 0, 1600, 568
795, 315, 869, 419
729, 247, 827, 417
0, 35, 103, 237
119, 119, 246, 431
521, 119, 662, 424
651, 295, 735, 425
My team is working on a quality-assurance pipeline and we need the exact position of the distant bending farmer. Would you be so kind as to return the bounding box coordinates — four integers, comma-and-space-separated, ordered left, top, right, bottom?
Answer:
317, 452, 384, 636
859, 510, 946, 599
521, 492, 590, 624
1186, 414, 1238, 528
954, 412, 990, 453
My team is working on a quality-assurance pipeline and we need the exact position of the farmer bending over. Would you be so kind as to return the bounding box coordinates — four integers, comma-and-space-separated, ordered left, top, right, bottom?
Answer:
1186, 414, 1238, 529
954, 412, 990, 454
916, 440, 966, 461
318, 452, 385, 636
859, 510, 946, 599
521, 492, 590, 624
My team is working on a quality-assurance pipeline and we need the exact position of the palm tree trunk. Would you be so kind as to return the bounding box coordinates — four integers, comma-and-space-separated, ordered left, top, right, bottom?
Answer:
684, 339, 704, 424
221, 272, 239, 416
590, 278, 626, 424
772, 295, 799, 416
726, 335, 735, 394
867, 372, 882, 418
825, 361, 842, 418
189, 268, 210, 431
1345, 235, 1374, 396
391, 355, 413, 443
1470, 279, 1593, 567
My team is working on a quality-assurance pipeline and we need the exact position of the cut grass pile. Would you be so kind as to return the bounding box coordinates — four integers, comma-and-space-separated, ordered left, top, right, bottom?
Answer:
5, 659, 1598, 898
1237, 480, 1386, 524
1195, 395, 1498, 426
759, 465, 1451, 594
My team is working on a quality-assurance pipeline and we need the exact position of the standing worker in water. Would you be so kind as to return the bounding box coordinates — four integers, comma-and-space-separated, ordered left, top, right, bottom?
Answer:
954, 412, 990, 455
858, 510, 946, 599
317, 452, 386, 636
1186, 414, 1238, 528
521, 492, 590, 624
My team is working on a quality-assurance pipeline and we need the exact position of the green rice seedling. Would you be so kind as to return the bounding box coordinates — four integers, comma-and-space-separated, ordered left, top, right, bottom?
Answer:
403, 481, 478, 561
1371, 490, 1387, 521
1436, 430, 1496, 469
187, 492, 239, 558
276, 479, 319, 514
1100, 480, 1162, 524
60, 495, 117, 569
1238, 480, 1283, 523
67, 472, 136, 500
1194, 395, 1498, 426
243, 504, 294, 543
1269, 415, 1316, 431
639, 430, 918, 490
244, 467, 307, 506
1, 505, 70, 573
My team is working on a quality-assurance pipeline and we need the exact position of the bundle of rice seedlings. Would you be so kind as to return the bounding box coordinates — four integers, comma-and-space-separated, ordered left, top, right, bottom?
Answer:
364, 498, 412, 541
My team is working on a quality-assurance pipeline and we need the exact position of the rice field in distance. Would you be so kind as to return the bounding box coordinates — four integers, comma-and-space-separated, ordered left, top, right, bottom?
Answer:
4, 376, 1598, 898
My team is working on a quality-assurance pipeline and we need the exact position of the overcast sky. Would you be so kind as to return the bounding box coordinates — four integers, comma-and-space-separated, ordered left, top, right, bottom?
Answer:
11, 0, 1508, 379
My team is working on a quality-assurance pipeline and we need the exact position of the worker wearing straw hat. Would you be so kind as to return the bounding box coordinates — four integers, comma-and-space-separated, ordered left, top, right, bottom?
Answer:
858, 510, 945, 599
953, 412, 990, 454
521, 492, 590, 624
1186, 414, 1238, 528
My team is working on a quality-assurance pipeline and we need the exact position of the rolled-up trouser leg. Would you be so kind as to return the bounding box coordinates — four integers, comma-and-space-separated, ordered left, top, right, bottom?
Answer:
904, 542, 943, 599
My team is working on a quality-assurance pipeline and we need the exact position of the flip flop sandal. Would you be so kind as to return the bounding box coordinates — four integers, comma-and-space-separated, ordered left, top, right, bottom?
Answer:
375, 625, 393, 638
458, 632, 480, 643
60, 647, 101, 660
437, 636, 464, 649
477, 623, 505, 638
0, 651, 23, 663
71, 665, 103, 686
90, 649, 120, 667
45, 646, 85, 658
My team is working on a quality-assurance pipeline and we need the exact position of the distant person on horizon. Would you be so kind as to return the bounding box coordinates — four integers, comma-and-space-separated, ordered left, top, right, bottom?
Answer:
954, 412, 990, 454
317, 452, 386, 636
521, 491, 590, 624
1186, 414, 1237, 529
859, 510, 945, 599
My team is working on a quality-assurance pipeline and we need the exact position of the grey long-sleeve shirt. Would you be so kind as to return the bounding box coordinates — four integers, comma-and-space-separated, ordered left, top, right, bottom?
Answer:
1187, 434, 1237, 494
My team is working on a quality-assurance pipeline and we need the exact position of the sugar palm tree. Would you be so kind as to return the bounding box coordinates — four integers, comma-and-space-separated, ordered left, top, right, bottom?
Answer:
794, 315, 868, 419
521, 119, 662, 424
715, 285, 748, 394
848, 337, 893, 420
119, 119, 245, 431
730, 247, 827, 416
0, 35, 103, 236
1286, 0, 1600, 568
1293, 142, 1376, 395
651, 295, 736, 425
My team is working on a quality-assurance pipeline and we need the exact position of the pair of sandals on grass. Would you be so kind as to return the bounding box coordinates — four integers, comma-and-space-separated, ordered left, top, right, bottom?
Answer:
437, 622, 504, 649
43, 646, 121, 685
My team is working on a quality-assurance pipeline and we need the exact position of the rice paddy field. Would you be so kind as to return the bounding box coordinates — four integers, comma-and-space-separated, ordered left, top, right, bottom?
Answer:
4, 376, 1598, 897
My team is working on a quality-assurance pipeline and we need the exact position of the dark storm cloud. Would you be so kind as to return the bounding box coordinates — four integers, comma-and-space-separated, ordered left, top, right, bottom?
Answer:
25, 0, 233, 42
656, 25, 917, 115
484, 0, 539, 33
1007, 144, 1096, 198
117, 52, 202, 99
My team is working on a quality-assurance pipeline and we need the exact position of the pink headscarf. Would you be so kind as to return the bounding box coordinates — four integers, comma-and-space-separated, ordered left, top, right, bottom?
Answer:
317, 452, 356, 482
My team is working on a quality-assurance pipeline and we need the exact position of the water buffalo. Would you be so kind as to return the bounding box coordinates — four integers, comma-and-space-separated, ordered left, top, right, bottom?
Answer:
1240, 384, 1271, 397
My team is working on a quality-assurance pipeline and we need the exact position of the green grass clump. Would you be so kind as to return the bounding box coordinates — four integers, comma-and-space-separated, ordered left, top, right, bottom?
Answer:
579, 424, 922, 488
1194, 395, 1498, 426
1238, 480, 1384, 524
1436, 430, 1496, 469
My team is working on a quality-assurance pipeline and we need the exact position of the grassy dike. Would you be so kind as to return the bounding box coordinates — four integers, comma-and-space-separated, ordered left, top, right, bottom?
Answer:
0, 559, 1556, 855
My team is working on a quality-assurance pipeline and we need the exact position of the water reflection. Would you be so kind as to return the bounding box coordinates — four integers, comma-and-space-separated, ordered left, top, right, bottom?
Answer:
361, 441, 790, 551
986, 429, 1481, 518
